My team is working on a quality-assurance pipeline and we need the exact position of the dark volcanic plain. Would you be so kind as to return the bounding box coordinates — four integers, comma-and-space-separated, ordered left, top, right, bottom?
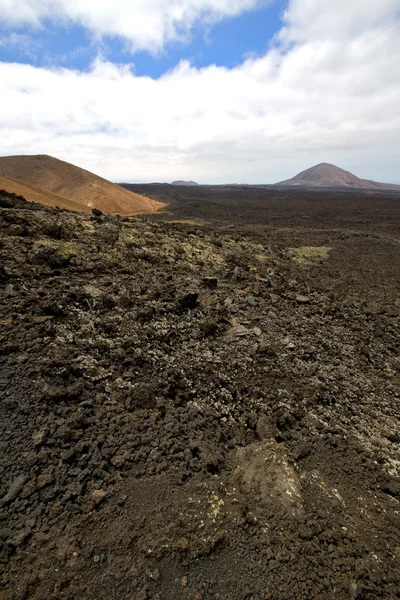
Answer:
1, 184, 400, 600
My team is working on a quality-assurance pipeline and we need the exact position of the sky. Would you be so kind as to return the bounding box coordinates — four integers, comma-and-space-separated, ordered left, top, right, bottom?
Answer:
0, 0, 399, 184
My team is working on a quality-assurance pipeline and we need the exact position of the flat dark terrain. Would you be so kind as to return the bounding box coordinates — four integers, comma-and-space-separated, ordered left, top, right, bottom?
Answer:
124, 183, 400, 310
122, 183, 400, 233
1, 185, 399, 600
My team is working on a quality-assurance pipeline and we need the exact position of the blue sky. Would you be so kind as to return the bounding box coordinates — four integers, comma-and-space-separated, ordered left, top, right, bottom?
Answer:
132, 4, 284, 77
0, 3, 284, 76
0, 0, 399, 184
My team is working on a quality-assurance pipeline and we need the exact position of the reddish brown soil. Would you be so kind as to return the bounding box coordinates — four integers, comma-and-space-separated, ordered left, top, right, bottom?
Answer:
0, 175, 88, 213
0, 155, 164, 216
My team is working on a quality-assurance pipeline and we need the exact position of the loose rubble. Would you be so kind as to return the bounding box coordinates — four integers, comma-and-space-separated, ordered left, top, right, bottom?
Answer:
0, 188, 399, 600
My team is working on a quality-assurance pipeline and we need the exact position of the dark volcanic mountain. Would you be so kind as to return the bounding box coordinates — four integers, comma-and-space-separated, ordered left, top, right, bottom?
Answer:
276, 163, 400, 191
171, 180, 199, 186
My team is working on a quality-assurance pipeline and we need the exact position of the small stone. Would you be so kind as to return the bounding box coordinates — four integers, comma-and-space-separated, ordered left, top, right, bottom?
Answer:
21, 479, 37, 499
50, 501, 63, 517
92, 207, 103, 217
43, 223, 61, 238
257, 343, 276, 357
8, 224, 25, 236
179, 293, 199, 310
148, 568, 160, 582
91, 489, 107, 506
31, 315, 54, 323
384, 478, 400, 497
225, 319, 249, 337
110, 455, 125, 468
15, 353, 29, 363
0, 265, 9, 283
136, 587, 149, 600
37, 474, 54, 489
181, 576, 188, 588
296, 295, 310, 304
83, 284, 105, 298
42, 383, 66, 399
32, 430, 47, 447
349, 582, 359, 598
82, 501, 95, 514
293, 444, 311, 462
202, 277, 218, 289
176, 537, 189, 550
7, 526, 32, 548
0, 475, 28, 507
268, 559, 279, 570
298, 525, 313, 540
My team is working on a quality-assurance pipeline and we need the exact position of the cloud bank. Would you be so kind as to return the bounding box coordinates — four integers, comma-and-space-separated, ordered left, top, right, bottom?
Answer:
0, 0, 269, 53
0, 0, 399, 183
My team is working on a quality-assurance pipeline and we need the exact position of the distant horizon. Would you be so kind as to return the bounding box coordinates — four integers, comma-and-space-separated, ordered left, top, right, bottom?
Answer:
117, 174, 400, 186
1, 152, 399, 187
117, 161, 400, 187
118, 179, 400, 186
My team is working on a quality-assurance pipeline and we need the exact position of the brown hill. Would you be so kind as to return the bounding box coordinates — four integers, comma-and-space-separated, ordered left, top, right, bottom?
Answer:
0, 154, 164, 215
276, 163, 400, 191
0, 175, 87, 212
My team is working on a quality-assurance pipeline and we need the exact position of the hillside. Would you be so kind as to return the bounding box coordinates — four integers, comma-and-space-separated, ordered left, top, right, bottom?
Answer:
0, 154, 164, 215
0, 174, 87, 212
276, 163, 400, 190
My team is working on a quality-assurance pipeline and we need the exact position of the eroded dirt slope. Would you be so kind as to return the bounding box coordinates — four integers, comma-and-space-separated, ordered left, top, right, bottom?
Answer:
0, 189, 399, 600
0, 176, 87, 213
0, 155, 164, 216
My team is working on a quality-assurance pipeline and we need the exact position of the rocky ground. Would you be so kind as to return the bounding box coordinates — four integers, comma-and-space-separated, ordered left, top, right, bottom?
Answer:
0, 188, 399, 600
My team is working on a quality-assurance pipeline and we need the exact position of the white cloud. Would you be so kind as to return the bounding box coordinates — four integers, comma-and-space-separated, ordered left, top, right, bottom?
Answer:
0, 0, 399, 183
0, 31, 41, 59
0, 0, 268, 53
280, 0, 400, 43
